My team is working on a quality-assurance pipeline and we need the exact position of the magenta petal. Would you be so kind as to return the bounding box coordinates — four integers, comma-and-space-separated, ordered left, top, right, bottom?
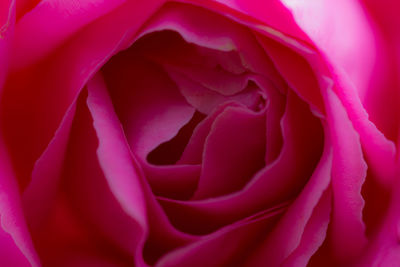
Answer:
0, 139, 40, 266
23, 101, 77, 230
1, 0, 165, 187
186, 0, 312, 45
11, 0, 126, 69
246, 129, 333, 266
282, 189, 332, 267
157, 204, 286, 267
193, 106, 266, 199
167, 69, 263, 115
256, 33, 324, 113
86, 73, 201, 265
323, 85, 368, 261
86, 74, 148, 264
87, 73, 147, 229
0, 1, 39, 265
102, 53, 195, 160
158, 91, 323, 234
138, 3, 282, 84
0, 0, 13, 93
179, 102, 245, 165
143, 165, 201, 200
251, 76, 285, 163
165, 63, 250, 96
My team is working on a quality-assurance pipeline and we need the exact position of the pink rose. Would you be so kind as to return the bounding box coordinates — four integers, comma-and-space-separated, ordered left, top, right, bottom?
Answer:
1, 0, 399, 266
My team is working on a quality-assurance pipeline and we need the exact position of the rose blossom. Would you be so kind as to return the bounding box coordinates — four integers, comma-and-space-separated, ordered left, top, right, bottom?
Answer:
0, 0, 400, 266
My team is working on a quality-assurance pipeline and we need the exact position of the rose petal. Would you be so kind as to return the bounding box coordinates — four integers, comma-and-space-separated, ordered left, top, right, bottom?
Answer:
87, 73, 147, 229
322, 82, 368, 262
282, 189, 332, 267
23, 99, 77, 230
192, 105, 266, 199
0, 0, 164, 188
0, 0, 13, 92
280, 0, 397, 189
166, 68, 264, 115
251, 75, 285, 163
184, 0, 313, 45
158, 91, 323, 234
179, 102, 246, 165
256, 32, 324, 113
87, 74, 199, 265
101, 50, 195, 160
138, 3, 284, 88
0, 1, 40, 266
0, 139, 40, 266
245, 126, 333, 266
143, 165, 201, 200
11, 0, 126, 69
157, 203, 286, 267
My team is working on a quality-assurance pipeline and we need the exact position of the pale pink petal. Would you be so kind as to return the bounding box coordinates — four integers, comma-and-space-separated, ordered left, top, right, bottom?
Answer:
281, 0, 376, 99
143, 165, 201, 200
281, 0, 397, 189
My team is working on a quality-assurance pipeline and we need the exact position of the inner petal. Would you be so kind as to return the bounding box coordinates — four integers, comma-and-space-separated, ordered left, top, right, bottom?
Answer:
101, 1, 289, 203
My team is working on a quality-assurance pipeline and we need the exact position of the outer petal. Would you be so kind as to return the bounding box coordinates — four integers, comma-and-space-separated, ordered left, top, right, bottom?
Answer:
315, 81, 368, 263
0, 1, 40, 266
11, 0, 126, 69
282, 0, 397, 187
0, 143, 38, 266
1, 0, 165, 188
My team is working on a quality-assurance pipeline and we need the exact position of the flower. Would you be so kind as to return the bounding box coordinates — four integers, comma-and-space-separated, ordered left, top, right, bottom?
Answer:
0, 0, 399, 266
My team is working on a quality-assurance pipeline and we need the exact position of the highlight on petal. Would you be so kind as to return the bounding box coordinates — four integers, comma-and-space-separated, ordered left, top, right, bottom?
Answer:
320, 80, 368, 262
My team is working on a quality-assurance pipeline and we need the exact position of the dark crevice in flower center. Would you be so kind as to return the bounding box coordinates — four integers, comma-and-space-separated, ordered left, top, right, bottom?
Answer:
132, 30, 270, 169
147, 111, 206, 165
